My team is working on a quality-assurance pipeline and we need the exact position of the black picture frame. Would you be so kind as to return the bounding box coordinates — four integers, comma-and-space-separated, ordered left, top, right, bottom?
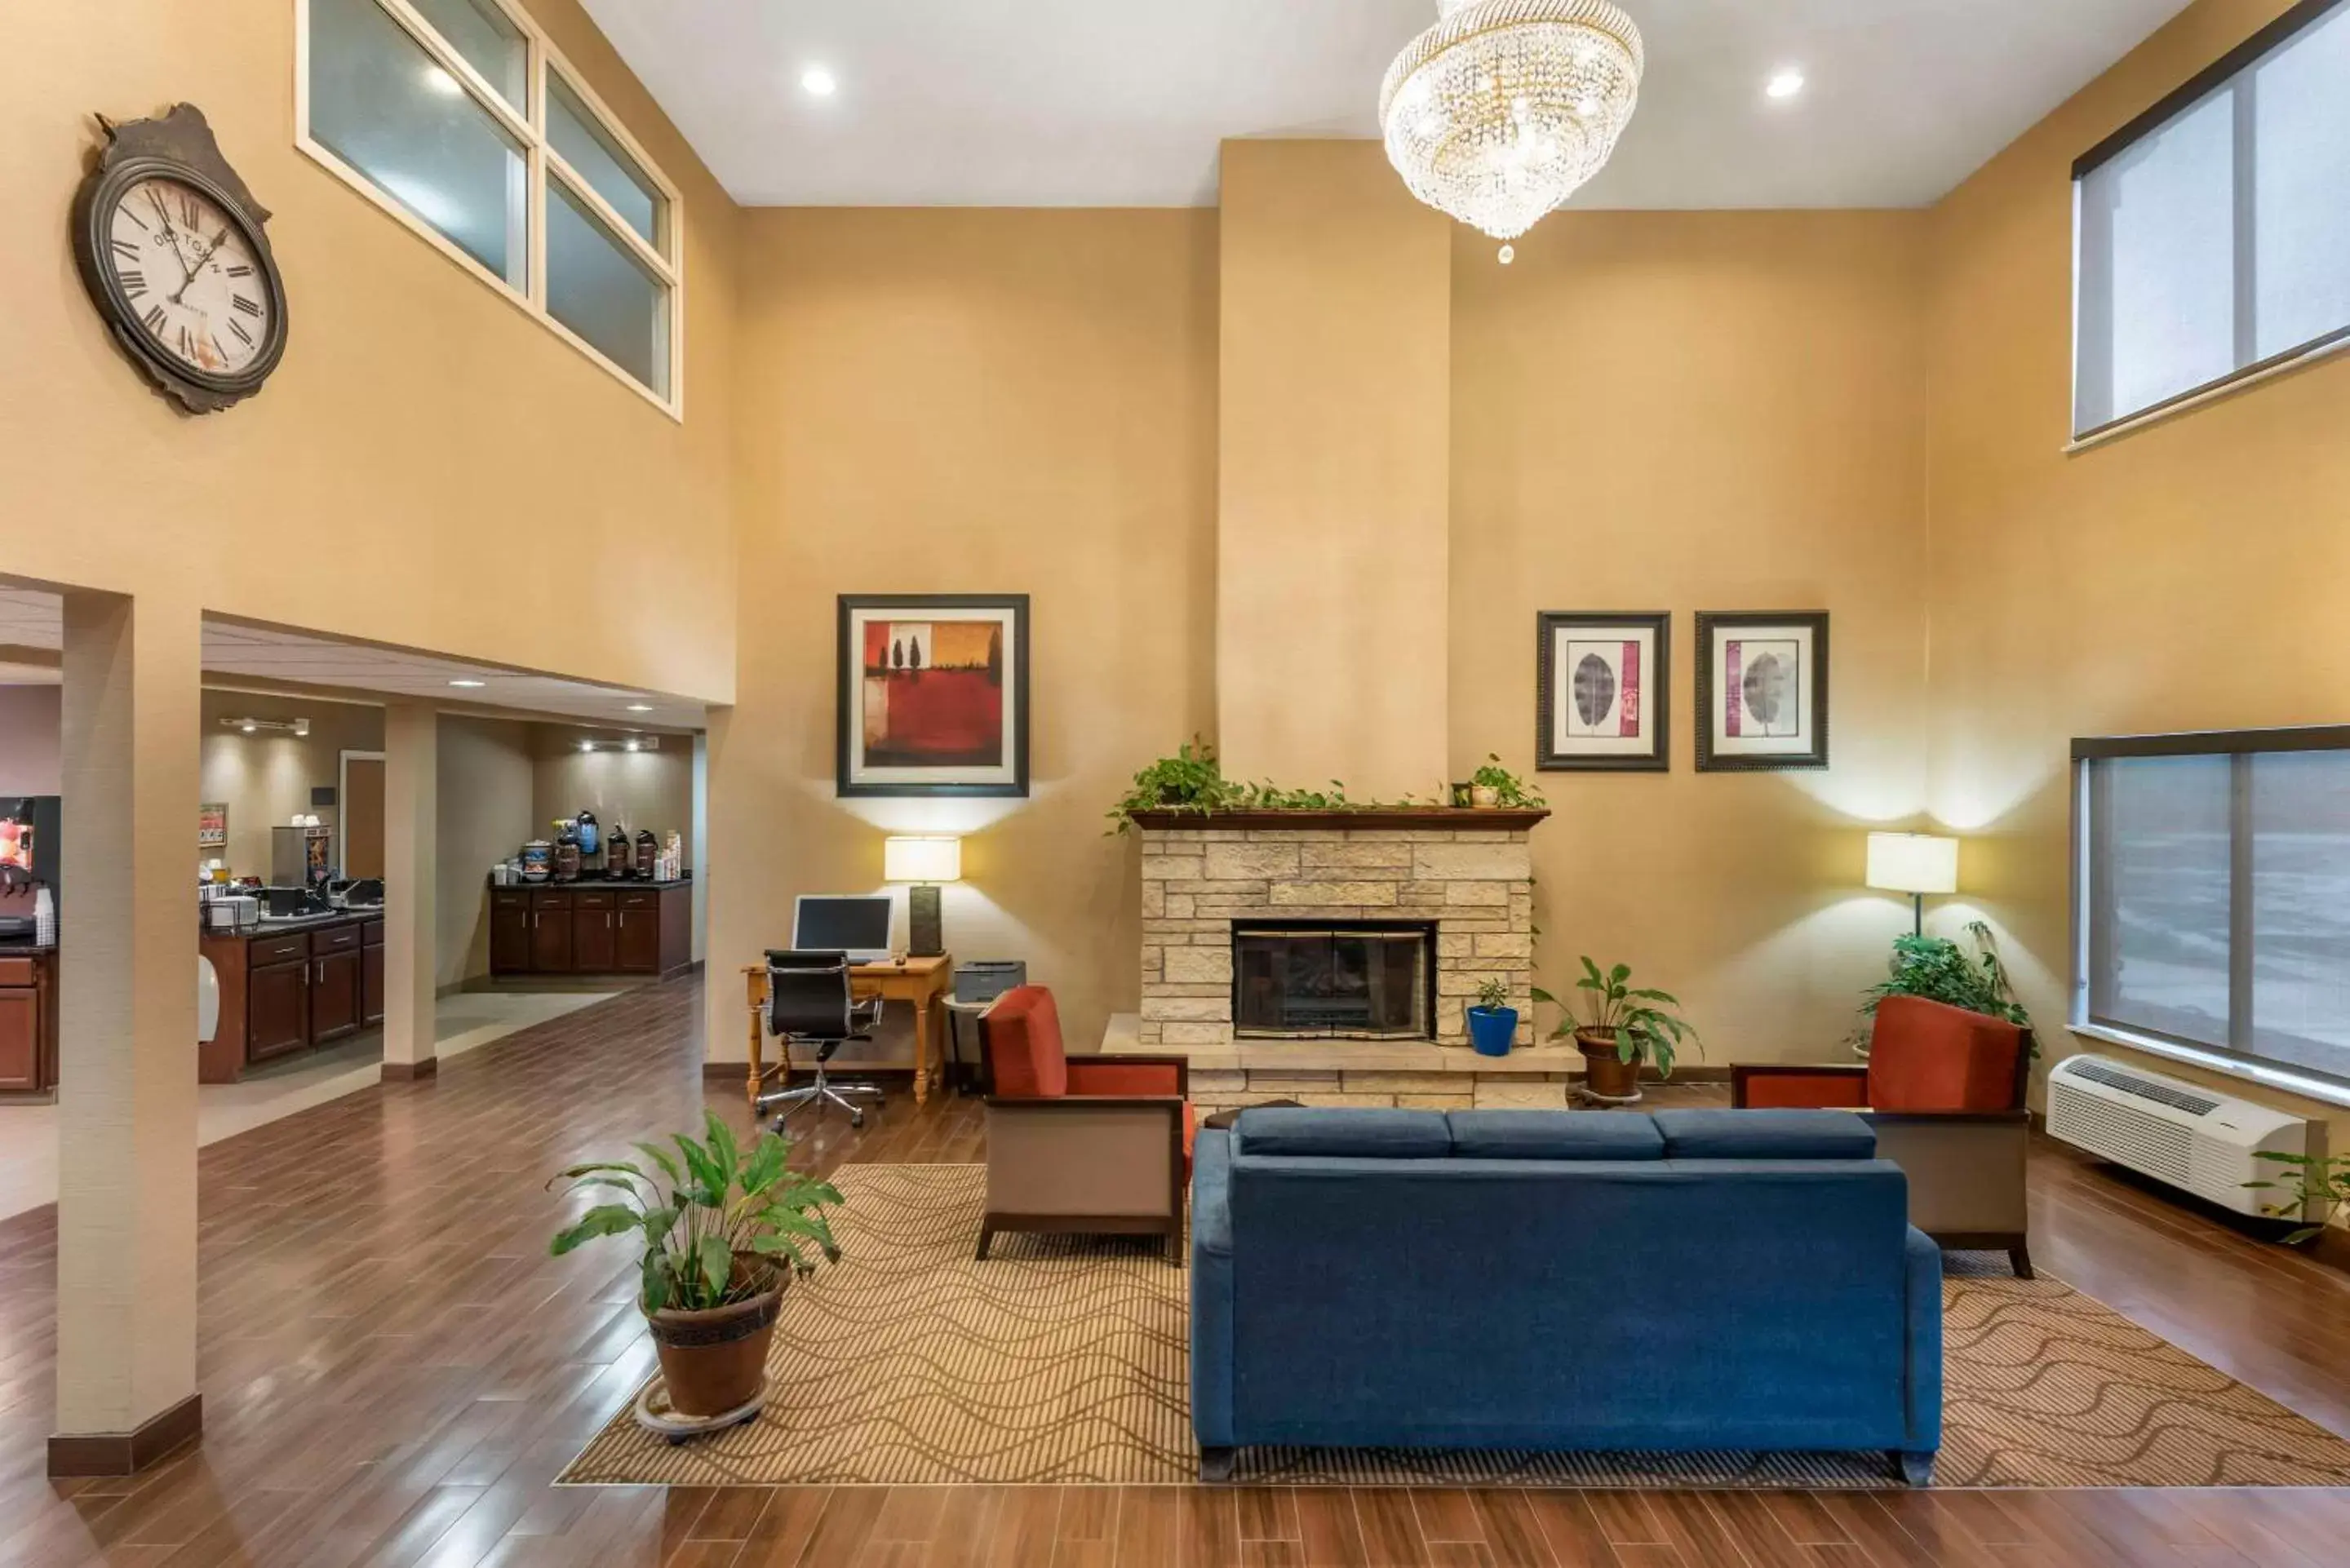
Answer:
1695, 611, 1829, 773
1535, 612, 1671, 773
836, 593, 1031, 799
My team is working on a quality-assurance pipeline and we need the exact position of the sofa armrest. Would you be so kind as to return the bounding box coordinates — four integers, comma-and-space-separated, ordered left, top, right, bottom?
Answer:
1903, 1224, 1944, 1458
1191, 1128, 1235, 1448
1731, 1063, 1868, 1110
1066, 1055, 1190, 1098
983, 1098, 1185, 1220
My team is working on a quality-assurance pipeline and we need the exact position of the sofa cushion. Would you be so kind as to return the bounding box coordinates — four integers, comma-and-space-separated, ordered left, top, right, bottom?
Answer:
1653, 1108, 1875, 1160
1235, 1108, 1452, 1159
1445, 1110, 1665, 1161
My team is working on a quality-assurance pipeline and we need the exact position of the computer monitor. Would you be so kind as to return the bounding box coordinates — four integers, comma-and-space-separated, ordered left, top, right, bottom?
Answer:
791, 894, 895, 963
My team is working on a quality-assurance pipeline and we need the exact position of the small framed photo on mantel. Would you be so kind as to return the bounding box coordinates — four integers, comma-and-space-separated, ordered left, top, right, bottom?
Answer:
1536, 612, 1670, 772
1696, 611, 1829, 772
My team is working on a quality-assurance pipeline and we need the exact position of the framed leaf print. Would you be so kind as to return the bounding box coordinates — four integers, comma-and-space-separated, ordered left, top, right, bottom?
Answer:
837, 594, 1031, 799
1696, 611, 1829, 772
1536, 612, 1669, 772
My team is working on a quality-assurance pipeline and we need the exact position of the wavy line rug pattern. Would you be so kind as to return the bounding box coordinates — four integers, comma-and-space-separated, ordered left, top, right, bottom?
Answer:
558, 1166, 2350, 1490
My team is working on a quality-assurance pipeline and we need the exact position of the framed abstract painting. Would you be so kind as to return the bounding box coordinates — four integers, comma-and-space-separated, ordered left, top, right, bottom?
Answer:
836, 594, 1031, 798
1696, 611, 1829, 772
1536, 612, 1669, 772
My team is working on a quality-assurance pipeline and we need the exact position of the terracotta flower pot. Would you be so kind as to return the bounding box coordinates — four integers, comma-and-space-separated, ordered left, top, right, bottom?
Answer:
1574, 1027, 1643, 1103
645, 1256, 786, 1417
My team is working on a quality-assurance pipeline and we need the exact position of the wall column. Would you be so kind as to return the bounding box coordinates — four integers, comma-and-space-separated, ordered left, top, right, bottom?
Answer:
1217, 140, 1453, 800
51, 590, 202, 1476
382, 702, 437, 1080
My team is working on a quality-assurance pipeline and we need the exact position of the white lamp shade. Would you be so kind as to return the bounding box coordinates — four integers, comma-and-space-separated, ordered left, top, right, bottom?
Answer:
1866, 832, 1958, 897
884, 835, 962, 884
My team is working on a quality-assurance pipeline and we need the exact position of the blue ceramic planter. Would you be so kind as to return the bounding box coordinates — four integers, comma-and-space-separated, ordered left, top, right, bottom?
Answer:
1467, 1006, 1518, 1057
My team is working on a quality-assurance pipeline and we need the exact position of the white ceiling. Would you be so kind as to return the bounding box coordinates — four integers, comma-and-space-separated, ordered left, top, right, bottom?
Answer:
0, 591, 705, 731
583, 0, 2193, 210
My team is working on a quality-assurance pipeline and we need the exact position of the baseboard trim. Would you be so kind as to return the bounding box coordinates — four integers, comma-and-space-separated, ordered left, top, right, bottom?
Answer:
49, 1392, 202, 1477
380, 1058, 439, 1083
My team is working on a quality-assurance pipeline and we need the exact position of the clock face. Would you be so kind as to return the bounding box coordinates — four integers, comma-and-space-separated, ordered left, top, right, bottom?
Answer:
103, 176, 274, 379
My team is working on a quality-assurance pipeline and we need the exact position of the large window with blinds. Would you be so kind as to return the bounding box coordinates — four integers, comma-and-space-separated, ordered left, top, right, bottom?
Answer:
2072, 0, 2350, 439
2075, 729, 2350, 1100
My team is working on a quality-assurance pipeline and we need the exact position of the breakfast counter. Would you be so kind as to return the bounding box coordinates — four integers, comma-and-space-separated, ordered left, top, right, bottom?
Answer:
488, 877, 692, 979
200, 910, 384, 1082
0, 938, 58, 1097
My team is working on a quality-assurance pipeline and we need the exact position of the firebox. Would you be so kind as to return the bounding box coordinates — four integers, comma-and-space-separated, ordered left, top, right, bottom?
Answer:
1232, 920, 1438, 1040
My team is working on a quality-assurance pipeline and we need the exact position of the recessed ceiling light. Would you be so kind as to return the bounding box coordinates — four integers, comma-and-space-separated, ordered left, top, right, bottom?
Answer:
449, 679, 486, 689
624, 741, 641, 754
1766, 68, 1806, 101
580, 741, 596, 753
800, 65, 837, 98
626, 703, 654, 712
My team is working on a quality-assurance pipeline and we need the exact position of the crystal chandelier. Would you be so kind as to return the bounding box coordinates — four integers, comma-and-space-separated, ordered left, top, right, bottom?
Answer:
1379, 0, 1644, 259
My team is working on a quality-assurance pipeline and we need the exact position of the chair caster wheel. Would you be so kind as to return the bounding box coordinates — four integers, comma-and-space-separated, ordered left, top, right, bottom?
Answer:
850, 1110, 866, 1128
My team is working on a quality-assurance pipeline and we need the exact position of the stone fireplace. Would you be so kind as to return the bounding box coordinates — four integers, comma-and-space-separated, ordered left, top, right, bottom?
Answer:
1114, 809, 1561, 1107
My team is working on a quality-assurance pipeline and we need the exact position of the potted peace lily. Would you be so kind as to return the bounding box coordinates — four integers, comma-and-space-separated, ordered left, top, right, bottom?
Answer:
549, 1111, 841, 1419
1534, 957, 1700, 1104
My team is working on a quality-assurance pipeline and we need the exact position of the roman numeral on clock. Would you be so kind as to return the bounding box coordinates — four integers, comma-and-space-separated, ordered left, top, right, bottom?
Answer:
177, 324, 195, 359
231, 294, 261, 318
142, 304, 166, 334
110, 237, 139, 262
229, 319, 255, 348
225, 264, 253, 278
180, 193, 200, 227
119, 269, 146, 299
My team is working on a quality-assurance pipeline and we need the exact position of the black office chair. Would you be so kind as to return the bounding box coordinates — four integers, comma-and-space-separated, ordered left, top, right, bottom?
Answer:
757, 950, 886, 1129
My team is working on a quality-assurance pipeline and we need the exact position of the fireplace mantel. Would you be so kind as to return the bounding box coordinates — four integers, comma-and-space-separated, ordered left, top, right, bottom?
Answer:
1125, 807, 1548, 833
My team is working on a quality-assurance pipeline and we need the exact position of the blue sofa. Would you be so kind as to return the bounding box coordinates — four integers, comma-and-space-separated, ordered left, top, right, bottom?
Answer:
1190, 1106, 1941, 1484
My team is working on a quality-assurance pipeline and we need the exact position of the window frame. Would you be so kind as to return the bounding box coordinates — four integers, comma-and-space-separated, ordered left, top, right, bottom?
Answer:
293, 0, 685, 419
2070, 724, 2350, 1109
2068, 0, 2350, 447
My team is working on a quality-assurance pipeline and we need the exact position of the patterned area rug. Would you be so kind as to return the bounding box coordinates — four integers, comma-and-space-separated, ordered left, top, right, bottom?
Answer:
558, 1164, 2350, 1489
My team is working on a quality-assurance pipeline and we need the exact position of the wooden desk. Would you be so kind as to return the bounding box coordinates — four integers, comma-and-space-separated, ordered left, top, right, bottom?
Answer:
738, 955, 955, 1119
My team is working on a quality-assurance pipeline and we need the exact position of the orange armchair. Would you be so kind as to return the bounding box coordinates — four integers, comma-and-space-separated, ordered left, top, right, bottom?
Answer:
976, 986, 1192, 1260
1734, 994, 2036, 1276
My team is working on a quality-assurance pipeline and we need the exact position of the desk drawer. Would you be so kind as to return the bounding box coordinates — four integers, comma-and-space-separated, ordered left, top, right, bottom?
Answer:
619, 891, 659, 910
574, 891, 614, 910
313, 924, 362, 955
251, 933, 310, 967
0, 957, 34, 986
491, 890, 530, 912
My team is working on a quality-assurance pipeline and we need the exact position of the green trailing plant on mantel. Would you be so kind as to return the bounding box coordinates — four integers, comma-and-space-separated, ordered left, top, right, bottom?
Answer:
1468, 754, 1547, 808
1855, 919, 2037, 1056
1108, 737, 1514, 834
2244, 1151, 2350, 1246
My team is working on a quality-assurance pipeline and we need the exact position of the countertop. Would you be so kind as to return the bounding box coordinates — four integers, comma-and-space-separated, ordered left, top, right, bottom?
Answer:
201, 906, 384, 937
0, 938, 55, 956
489, 877, 693, 891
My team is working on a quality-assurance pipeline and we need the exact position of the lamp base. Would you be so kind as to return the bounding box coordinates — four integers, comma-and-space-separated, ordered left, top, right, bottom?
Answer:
908, 884, 944, 959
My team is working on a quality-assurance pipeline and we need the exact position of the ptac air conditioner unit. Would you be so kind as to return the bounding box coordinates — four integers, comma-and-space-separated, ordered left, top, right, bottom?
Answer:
2046, 1053, 2309, 1218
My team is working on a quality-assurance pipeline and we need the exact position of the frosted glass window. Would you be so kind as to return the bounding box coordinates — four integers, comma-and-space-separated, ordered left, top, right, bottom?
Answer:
549, 178, 668, 396
2086, 755, 2233, 1046
548, 73, 663, 246
2253, 6, 2350, 358
2251, 752, 2350, 1081
307, 0, 527, 286
2073, 0, 2350, 436
406, 0, 526, 109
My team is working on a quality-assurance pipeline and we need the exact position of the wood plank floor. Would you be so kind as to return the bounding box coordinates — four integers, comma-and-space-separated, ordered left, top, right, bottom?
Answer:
3, 976, 2348, 1568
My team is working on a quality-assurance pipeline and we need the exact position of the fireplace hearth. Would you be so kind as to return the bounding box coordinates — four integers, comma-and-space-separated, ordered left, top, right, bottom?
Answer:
1234, 920, 1437, 1040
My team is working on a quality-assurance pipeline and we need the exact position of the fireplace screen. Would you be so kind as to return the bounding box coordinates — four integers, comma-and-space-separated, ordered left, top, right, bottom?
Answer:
1233, 922, 1436, 1039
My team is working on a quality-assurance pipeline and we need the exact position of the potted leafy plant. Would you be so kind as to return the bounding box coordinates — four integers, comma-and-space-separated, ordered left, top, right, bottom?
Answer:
1534, 958, 1699, 1104
1467, 754, 1545, 809
549, 1111, 841, 1419
1467, 977, 1517, 1057
1856, 919, 2035, 1054
1106, 737, 1238, 833
2244, 1151, 2350, 1246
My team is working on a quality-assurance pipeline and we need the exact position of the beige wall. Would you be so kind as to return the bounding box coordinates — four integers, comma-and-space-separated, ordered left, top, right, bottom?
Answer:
438, 714, 534, 988
197, 691, 380, 879
1217, 141, 1452, 800
0, 685, 64, 795
0, 0, 737, 706
1453, 212, 1935, 1061
708, 208, 1220, 1063
1925, 0, 2350, 1147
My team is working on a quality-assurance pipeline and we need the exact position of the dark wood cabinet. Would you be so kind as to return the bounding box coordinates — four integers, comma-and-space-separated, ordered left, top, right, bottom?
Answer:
529, 891, 574, 972
361, 919, 385, 1026
490, 879, 692, 979
0, 951, 55, 1096
246, 960, 311, 1061
312, 950, 362, 1043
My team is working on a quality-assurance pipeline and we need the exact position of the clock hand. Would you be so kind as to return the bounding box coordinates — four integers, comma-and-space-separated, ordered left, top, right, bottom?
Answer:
146, 188, 196, 285
170, 228, 231, 305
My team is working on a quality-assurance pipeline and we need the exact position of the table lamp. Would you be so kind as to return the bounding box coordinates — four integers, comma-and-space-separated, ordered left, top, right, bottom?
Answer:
885, 835, 962, 959
1866, 832, 1958, 936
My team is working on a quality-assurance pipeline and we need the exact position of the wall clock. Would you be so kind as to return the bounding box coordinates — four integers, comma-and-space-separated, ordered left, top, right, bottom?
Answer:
71, 104, 288, 414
